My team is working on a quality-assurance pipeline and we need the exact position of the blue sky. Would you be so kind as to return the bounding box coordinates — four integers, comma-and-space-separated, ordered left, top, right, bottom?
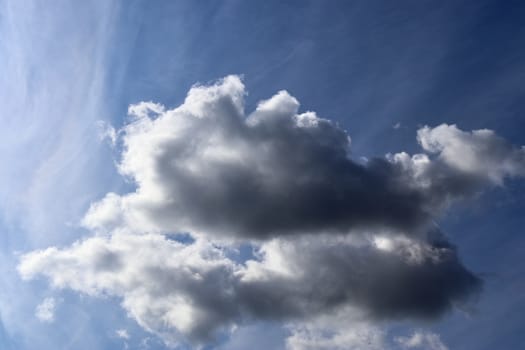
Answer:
1, 1, 525, 349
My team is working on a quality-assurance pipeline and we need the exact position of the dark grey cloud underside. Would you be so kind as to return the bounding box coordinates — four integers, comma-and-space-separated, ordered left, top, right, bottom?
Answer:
117, 233, 481, 342
238, 238, 481, 321
130, 87, 524, 243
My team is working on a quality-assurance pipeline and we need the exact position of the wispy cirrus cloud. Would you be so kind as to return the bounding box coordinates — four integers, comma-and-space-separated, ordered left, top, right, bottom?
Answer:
0, 2, 138, 348
0, 0, 131, 245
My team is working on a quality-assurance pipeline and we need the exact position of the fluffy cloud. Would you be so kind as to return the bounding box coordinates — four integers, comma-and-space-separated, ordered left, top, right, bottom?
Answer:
82, 76, 525, 241
19, 233, 237, 345
35, 297, 56, 323
83, 76, 430, 238
19, 233, 479, 344
417, 124, 525, 185
18, 76, 525, 347
19, 231, 474, 347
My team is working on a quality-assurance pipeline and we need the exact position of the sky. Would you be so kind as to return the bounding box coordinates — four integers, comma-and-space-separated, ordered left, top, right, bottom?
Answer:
1, 0, 525, 349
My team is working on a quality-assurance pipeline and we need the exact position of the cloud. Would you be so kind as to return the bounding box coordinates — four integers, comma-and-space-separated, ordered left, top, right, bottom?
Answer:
417, 124, 525, 185
89, 74, 431, 238
242, 232, 480, 321
18, 232, 479, 345
18, 76, 525, 346
0, 0, 127, 246
35, 297, 56, 323
116, 329, 130, 340
395, 330, 449, 350
287, 310, 450, 350
285, 309, 386, 350
82, 75, 523, 241
96, 120, 118, 147
19, 233, 239, 346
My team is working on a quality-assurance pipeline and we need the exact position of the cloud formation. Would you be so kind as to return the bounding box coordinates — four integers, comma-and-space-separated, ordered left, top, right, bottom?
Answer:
18, 76, 525, 347
18, 231, 479, 345
35, 297, 56, 323
83, 77, 430, 238
417, 124, 525, 185
285, 311, 386, 350
81, 76, 525, 241
395, 330, 449, 350
115, 329, 130, 340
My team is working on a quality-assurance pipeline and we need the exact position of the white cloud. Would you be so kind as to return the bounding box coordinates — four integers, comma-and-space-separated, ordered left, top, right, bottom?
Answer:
18, 230, 479, 347
395, 330, 449, 350
116, 329, 130, 339
128, 102, 165, 120
286, 309, 386, 350
35, 297, 56, 323
19, 233, 238, 347
417, 124, 525, 185
96, 120, 118, 147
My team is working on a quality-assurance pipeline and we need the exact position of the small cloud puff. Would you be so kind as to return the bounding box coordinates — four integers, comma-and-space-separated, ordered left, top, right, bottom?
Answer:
35, 297, 56, 323
116, 329, 130, 339
395, 330, 449, 350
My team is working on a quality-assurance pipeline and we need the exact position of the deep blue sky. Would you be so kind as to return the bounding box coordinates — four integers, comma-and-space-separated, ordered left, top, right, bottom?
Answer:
1, 1, 525, 349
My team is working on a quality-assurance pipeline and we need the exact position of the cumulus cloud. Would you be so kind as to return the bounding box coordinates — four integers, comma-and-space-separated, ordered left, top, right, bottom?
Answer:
17, 231, 472, 348
417, 124, 525, 185
19, 231, 474, 346
35, 297, 56, 323
82, 76, 525, 241
20, 234, 238, 345
18, 76, 525, 346
83, 76, 431, 238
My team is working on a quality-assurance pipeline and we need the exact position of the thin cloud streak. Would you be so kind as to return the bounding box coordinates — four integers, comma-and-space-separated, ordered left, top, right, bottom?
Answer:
0, 0, 128, 246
